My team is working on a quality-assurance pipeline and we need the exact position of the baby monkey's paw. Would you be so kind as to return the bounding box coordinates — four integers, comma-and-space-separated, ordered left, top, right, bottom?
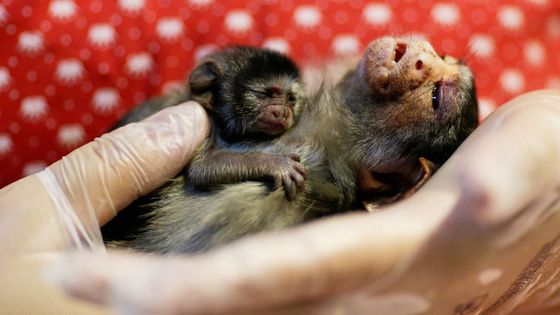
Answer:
270, 153, 307, 201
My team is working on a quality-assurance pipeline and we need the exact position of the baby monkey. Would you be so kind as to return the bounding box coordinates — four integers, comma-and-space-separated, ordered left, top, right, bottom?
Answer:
116, 46, 306, 198
102, 47, 307, 243
183, 47, 306, 200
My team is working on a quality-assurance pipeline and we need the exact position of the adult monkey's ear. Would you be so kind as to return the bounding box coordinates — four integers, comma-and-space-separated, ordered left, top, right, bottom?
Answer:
188, 61, 221, 110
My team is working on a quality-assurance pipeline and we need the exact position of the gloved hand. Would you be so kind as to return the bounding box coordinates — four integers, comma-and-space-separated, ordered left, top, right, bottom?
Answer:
0, 101, 209, 256
4, 91, 560, 315
42, 90, 560, 315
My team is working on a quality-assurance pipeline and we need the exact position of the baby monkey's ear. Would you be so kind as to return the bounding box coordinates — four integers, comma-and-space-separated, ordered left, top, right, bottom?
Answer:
188, 61, 220, 110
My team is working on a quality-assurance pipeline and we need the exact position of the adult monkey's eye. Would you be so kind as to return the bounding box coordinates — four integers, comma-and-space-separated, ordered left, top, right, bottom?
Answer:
287, 93, 297, 104
432, 82, 441, 111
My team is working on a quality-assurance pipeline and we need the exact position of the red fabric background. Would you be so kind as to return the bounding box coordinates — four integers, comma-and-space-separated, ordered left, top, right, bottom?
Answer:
1, 0, 559, 188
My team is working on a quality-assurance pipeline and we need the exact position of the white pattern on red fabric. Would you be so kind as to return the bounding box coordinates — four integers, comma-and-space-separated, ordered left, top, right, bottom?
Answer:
0, 4, 9, 25
0, 67, 11, 91
57, 124, 86, 148
263, 38, 290, 54
497, 6, 524, 30
156, 17, 184, 41
17, 31, 44, 56
20, 96, 48, 121
0, 133, 13, 156
500, 69, 525, 94
55, 58, 85, 85
523, 40, 545, 66
293, 5, 322, 29
224, 10, 254, 34
92, 88, 120, 113
332, 35, 361, 56
189, 0, 214, 7
118, 0, 145, 14
49, 0, 78, 20
431, 3, 460, 26
88, 23, 117, 48
468, 34, 495, 59
126, 52, 154, 77
363, 3, 392, 26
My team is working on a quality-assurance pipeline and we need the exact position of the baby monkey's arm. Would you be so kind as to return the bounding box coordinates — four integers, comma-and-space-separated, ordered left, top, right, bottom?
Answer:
187, 148, 306, 201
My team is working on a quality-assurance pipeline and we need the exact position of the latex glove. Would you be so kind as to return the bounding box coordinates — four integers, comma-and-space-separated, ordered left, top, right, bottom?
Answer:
0, 100, 208, 256
42, 90, 560, 315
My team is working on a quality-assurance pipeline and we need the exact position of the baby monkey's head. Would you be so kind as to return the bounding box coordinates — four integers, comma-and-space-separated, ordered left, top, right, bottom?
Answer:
343, 36, 479, 171
188, 46, 304, 142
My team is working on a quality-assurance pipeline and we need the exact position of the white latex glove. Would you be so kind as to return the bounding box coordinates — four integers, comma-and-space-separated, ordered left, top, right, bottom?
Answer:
0, 101, 209, 314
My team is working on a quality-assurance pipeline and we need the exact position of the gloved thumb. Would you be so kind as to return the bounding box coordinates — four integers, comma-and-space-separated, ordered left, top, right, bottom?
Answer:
35, 101, 209, 248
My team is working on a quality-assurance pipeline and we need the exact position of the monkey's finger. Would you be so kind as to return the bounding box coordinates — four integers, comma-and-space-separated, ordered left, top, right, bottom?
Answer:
273, 174, 283, 191
283, 175, 297, 201
293, 173, 305, 191
294, 163, 307, 177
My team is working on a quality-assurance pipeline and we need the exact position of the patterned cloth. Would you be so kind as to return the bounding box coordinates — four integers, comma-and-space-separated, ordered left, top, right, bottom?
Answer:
1, 0, 559, 187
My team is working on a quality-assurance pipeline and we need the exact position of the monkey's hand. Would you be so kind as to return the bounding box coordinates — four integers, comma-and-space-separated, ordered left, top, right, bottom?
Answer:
188, 151, 306, 199
270, 153, 307, 201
